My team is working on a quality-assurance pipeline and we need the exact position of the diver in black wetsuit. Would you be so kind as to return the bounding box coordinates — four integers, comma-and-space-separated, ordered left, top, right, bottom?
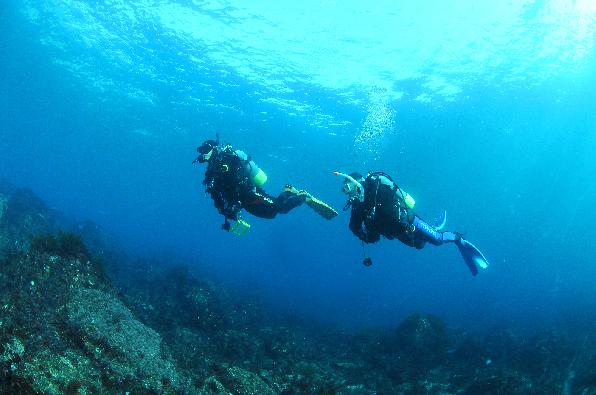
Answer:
335, 171, 489, 275
193, 138, 337, 234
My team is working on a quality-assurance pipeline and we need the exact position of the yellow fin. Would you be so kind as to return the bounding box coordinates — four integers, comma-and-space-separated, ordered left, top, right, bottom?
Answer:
305, 196, 338, 220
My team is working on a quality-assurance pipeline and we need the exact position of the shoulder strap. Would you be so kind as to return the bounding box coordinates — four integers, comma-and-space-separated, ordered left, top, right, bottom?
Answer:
367, 172, 396, 190
367, 171, 394, 181
234, 149, 250, 162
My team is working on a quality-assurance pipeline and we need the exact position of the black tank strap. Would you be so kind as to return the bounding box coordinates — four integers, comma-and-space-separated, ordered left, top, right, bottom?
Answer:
367, 172, 402, 195
367, 171, 411, 218
367, 171, 394, 181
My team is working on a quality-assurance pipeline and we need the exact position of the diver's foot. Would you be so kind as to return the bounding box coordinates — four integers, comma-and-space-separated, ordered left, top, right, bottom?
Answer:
454, 232, 464, 245
283, 184, 312, 199
282, 184, 299, 194
305, 195, 338, 220
441, 231, 463, 245
298, 189, 312, 199
282, 185, 336, 219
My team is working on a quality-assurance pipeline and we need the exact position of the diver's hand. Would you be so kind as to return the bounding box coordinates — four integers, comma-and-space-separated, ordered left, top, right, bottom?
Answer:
221, 220, 231, 231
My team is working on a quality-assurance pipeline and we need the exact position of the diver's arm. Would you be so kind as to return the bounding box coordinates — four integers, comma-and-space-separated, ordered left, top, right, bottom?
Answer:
209, 189, 240, 220
211, 191, 229, 217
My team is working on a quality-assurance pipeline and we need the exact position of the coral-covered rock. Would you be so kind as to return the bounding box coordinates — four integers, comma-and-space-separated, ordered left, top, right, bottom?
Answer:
214, 329, 263, 363
0, 225, 193, 393
0, 193, 11, 253
394, 313, 450, 369
4, 189, 59, 250
464, 373, 533, 395
65, 288, 188, 393
200, 376, 230, 394
2, 185, 595, 395
216, 365, 276, 395
0, 337, 24, 366
0, 194, 7, 224
20, 349, 102, 394
278, 362, 345, 394
574, 362, 596, 395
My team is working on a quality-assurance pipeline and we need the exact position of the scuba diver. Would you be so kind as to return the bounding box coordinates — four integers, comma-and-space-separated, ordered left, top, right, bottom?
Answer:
334, 171, 489, 275
193, 136, 338, 235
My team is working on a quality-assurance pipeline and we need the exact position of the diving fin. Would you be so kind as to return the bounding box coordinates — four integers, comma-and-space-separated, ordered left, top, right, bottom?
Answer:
456, 238, 489, 276
305, 195, 338, 220
283, 185, 338, 219
434, 210, 447, 231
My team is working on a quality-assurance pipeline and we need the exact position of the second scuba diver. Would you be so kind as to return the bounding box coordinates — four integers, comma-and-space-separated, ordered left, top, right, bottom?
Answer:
335, 171, 489, 275
193, 136, 338, 235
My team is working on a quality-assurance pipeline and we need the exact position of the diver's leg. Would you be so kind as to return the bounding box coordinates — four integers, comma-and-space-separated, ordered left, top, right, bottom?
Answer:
245, 184, 334, 218
243, 190, 279, 219
396, 232, 426, 249
412, 216, 489, 276
275, 187, 307, 214
411, 216, 454, 246
282, 185, 338, 219
390, 214, 427, 249
440, 231, 462, 244
243, 186, 307, 218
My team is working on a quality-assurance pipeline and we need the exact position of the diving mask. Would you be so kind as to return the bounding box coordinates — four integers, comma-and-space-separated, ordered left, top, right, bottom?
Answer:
198, 148, 213, 163
342, 180, 360, 199
334, 171, 364, 202
194, 139, 218, 164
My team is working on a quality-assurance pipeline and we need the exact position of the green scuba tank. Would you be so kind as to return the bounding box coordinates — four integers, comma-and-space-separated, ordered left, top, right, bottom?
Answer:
400, 189, 415, 209
234, 149, 268, 187
374, 172, 415, 209
248, 160, 267, 187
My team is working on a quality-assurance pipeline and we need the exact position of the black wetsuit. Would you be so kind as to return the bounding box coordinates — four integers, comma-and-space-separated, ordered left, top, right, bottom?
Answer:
348, 173, 426, 249
203, 146, 305, 222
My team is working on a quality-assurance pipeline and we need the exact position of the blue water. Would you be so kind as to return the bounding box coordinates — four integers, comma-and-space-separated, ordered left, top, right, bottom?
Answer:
1, 0, 595, 332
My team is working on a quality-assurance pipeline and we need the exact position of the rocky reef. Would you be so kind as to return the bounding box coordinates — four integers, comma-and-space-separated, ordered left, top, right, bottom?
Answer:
0, 185, 594, 394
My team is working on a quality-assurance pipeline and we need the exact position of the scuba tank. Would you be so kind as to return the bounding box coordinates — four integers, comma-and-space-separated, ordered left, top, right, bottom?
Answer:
402, 190, 415, 209
334, 171, 414, 209
247, 160, 267, 187
234, 149, 268, 187
372, 172, 415, 209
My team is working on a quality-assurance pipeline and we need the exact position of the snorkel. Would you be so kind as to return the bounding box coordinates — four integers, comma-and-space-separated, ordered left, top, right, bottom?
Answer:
333, 171, 365, 203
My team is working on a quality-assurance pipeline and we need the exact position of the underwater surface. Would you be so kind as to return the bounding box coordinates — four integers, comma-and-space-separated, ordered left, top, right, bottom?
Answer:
1, 1, 595, 393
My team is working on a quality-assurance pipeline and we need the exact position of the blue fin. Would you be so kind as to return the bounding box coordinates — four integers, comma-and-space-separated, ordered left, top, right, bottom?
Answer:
456, 238, 489, 276
434, 210, 447, 231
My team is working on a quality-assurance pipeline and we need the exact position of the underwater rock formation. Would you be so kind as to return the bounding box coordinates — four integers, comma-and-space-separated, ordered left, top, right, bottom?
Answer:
394, 312, 450, 369
0, 194, 7, 223
0, 189, 191, 393
1, 186, 595, 394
